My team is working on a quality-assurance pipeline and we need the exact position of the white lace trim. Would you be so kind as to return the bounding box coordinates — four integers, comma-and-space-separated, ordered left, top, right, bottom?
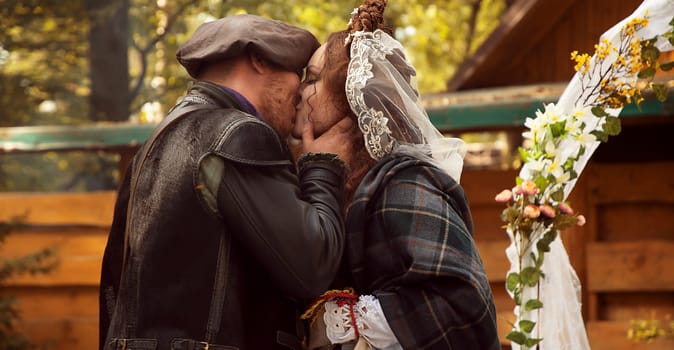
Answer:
346, 30, 396, 160
324, 295, 401, 349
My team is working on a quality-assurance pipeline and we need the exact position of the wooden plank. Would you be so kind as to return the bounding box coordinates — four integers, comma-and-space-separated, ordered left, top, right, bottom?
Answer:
587, 162, 674, 204
599, 292, 674, 321
470, 207, 509, 241
595, 203, 674, 241
14, 318, 98, 350
588, 320, 674, 350
3, 286, 99, 320
491, 283, 515, 312
476, 240, 510, 282
497, 310, 517, 346
2, 229, 108, 286
461, 169, 518, 204
587, 241, 674, 292
0, 191, 116, 226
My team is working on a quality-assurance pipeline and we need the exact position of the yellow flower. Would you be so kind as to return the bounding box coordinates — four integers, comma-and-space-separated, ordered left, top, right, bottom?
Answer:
571, 51, 591, 73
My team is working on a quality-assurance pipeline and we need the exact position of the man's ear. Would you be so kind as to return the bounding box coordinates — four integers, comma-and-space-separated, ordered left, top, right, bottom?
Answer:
248, 53, 269, 74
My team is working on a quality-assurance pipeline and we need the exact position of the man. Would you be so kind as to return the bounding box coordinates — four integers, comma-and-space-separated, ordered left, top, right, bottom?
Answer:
99, 14, 352, 350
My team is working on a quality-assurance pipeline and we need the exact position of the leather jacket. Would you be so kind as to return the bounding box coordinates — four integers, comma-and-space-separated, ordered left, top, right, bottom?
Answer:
99, 81, 346, 350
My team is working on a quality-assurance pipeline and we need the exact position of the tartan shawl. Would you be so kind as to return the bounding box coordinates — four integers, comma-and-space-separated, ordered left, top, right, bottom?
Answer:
344, 154, 500, 350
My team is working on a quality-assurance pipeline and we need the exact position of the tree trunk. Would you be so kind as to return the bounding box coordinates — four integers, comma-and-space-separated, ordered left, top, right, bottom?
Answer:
87, 0, 130, 122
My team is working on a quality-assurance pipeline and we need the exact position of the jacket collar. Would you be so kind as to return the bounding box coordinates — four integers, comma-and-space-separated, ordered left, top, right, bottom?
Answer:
185, 81, 261, 119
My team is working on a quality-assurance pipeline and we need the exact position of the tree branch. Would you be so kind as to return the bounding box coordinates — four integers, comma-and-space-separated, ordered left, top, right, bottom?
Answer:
128, 0, 198, 105
463, 0, 482, 60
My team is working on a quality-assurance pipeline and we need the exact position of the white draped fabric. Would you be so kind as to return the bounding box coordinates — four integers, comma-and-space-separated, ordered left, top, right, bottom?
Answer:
507, 0, 674, 349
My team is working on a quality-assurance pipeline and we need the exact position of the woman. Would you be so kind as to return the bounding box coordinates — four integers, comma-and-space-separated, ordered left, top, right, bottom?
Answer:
293, 0, 500, 349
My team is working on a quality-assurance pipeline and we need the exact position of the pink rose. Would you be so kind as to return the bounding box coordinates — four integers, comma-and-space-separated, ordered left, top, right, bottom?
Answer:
495, 189, 513, 202
539, 204, 556, 218
519, 180, 539, 196
558, 202, 574, 215
576, 214, 586, 226
524, 204, 541, 218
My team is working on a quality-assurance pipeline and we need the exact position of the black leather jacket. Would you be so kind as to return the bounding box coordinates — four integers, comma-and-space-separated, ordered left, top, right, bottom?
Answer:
99, 81, 346, 350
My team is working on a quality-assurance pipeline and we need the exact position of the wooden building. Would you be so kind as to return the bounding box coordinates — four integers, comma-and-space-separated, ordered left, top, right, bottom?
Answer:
1, 0, 673, 349
434, 0, 674, 349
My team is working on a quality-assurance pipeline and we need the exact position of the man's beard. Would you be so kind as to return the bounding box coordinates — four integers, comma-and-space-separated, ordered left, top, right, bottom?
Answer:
259, 76, 294, 138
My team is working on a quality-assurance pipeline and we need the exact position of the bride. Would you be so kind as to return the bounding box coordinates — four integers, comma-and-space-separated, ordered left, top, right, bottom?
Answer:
292, 0, 500, 349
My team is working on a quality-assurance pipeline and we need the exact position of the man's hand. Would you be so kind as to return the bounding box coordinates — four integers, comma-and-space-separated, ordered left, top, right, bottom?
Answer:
302, 117, 354, 165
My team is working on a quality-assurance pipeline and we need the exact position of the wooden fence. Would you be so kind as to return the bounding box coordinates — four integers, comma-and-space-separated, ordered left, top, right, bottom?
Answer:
1, 162, 673, 349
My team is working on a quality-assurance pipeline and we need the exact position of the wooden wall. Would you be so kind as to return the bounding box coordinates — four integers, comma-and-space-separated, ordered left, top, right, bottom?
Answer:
1, 162, 673, 349
451, 0, 649, 90
0, 192, 114, 349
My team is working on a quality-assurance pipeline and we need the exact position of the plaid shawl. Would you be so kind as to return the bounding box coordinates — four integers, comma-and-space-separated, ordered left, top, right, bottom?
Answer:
345, 154, 500, 350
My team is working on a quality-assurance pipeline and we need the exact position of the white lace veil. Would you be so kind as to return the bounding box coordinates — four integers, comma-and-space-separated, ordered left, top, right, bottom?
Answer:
345, 29, 466, 182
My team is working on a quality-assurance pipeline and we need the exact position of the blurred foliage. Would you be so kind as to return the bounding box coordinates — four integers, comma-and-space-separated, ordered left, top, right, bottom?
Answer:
0, 219, 57, 349
0, 0, 506, 191
0, 151, 120, 192
1, 0, 506, 127
0, 0, 90, 126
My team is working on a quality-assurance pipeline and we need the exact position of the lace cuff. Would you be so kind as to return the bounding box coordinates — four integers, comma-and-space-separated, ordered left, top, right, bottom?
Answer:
324, 295, 401, 349
297, 153, 345, 174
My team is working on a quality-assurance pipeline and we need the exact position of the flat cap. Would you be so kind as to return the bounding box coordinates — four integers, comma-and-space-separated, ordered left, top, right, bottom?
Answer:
176, 14, 320, 78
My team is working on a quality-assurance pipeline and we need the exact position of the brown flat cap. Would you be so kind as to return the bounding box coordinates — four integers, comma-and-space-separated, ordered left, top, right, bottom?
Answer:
176, 14, 320, 78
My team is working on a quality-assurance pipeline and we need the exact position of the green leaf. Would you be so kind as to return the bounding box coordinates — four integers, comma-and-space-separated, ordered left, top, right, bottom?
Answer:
506, 272, 520, 292
501, 206, 520, 223
518, 147, 530, 163
520, 267, 541, 286
652, 83, 668, 102
669, 16, 674, 26
638, 67, 656, 79
591, 106, 609, 117
591, 130, 608, 143
525, 338, 543, 347
551, 188, 564, 202
506, 331, 527, 345
519, 320, 536, 333
660, 61, 674, 71
534, 176, 549, 194
549, 121, 566, 137
603, 117, 622, 136
641, 45, 660, 63
536, 229, 557, 254
525, 299, 544, 311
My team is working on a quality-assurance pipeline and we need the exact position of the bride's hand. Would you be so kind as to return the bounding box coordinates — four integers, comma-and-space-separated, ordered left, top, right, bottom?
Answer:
302, 116, 354, 165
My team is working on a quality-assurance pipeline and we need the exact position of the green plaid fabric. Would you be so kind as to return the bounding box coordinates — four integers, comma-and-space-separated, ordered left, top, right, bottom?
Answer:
345, 154, 500, 350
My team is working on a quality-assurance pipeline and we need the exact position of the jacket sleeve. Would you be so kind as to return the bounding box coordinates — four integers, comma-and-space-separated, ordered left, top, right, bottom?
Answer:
207, 118, 347, 299
99, 164, 132, 349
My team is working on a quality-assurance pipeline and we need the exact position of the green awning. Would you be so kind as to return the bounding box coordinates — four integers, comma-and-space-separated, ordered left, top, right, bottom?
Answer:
426, 83, 674, 132
0, 123, 155, 153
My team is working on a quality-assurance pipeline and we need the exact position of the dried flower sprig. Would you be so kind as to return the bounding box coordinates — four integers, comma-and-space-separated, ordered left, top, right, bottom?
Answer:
498, 12, 674, 349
